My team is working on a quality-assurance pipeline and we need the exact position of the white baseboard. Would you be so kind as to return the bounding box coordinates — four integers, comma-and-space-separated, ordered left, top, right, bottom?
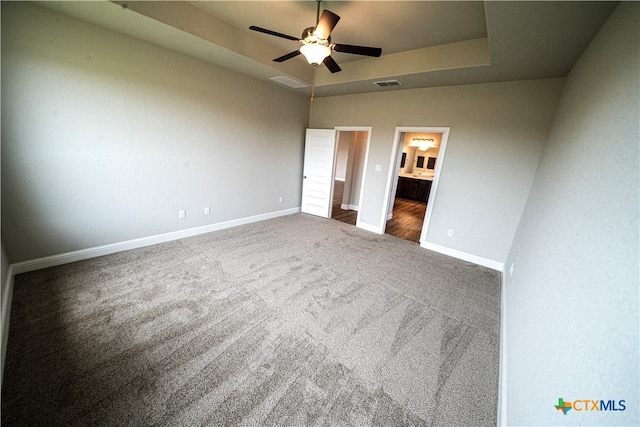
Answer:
10, 207, 301, 275
340, 204, 359, 211
356, 221, 384, 235
1, 265, 15, 388
420, 242, 504, 271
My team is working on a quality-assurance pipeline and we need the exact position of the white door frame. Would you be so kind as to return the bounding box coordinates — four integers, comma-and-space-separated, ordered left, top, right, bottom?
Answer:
382, 126, 451, 244
334, 126, 372, 229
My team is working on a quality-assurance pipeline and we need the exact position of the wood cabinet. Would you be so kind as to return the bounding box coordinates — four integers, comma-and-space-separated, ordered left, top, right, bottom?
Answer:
397, 177, 432, 203
396, 177, 418, 200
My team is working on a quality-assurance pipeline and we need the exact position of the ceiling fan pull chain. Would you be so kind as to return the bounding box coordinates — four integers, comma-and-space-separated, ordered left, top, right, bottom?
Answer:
311, 67, 317, 102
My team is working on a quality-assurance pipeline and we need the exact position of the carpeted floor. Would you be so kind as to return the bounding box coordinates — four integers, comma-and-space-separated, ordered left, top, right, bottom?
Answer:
2, 214, 501, 426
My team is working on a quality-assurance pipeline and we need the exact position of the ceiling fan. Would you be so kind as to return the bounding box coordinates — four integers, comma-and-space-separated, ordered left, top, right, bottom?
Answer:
249, 1, 382, 73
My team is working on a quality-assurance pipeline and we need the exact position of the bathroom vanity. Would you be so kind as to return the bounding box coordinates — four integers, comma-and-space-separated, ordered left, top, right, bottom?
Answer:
396, 173, 433, 203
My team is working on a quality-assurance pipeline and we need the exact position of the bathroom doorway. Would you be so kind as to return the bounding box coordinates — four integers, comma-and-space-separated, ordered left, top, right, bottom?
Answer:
384, 127, 450, 244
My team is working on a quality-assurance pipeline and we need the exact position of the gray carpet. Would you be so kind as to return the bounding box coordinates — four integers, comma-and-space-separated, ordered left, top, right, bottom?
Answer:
2, 214, 501, 426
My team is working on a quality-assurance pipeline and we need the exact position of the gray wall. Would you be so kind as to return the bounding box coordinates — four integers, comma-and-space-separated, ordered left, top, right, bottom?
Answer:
334, 137, 349, 182
339, 131, 367, 211
503, 3, 639, 425
310, 79, 563, 265
1, 3, 310, 263
0, 244, 8, 299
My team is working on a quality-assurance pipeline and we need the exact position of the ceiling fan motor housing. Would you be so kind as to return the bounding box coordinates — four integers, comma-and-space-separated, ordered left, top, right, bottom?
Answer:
302, 27, 331, 46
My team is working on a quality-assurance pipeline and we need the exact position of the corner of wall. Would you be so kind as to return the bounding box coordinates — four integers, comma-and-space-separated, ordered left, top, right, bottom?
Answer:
497, 268, 508, 426
1, 265, 15, 389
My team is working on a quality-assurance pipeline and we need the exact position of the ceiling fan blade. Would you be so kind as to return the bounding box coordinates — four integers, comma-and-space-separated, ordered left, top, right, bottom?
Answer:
249, 26, 300, 42
323, 55, 342, 73
273, 50, 302, 62
332, 44, 382, 57
315, 10, 340, 40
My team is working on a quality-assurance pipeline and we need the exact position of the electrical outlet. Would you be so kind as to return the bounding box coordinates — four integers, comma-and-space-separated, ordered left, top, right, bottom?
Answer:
447, 229, 454, 237
204, 207, 210, 215
278, 196, 283, 203
179, 210, 186, 219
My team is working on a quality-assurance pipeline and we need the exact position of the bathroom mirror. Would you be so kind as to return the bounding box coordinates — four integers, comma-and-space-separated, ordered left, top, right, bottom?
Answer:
427, 157, 436, 169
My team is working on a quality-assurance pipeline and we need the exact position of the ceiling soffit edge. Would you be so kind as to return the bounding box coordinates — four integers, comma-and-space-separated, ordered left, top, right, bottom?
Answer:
111, 0, 313, 83
316, 38, 491, 86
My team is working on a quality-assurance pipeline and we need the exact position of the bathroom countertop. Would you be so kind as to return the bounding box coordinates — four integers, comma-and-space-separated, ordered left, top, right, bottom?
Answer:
399, 172, 434, 181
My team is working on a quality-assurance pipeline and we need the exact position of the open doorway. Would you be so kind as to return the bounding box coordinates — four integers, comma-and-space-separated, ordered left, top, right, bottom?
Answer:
384, 127, 450, 244
331, 128, 370, 226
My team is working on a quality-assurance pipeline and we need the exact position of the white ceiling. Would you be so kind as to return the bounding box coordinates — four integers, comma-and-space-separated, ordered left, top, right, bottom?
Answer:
36, 1, 618, 97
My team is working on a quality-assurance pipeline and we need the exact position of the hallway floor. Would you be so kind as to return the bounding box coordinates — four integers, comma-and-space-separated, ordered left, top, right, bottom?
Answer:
331, 180, 426, 243
331, 180, 357, 225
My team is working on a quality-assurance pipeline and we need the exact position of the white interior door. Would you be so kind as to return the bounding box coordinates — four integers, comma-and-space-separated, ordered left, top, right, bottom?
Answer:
301, 129, 337, 218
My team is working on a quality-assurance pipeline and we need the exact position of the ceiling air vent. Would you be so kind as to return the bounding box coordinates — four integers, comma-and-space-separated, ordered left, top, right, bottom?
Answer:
270, 76, 309, 89
373, 79, 402, 88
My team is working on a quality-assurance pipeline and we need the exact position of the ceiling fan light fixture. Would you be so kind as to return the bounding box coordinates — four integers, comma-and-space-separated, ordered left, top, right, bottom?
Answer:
300, 43, 331, 65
